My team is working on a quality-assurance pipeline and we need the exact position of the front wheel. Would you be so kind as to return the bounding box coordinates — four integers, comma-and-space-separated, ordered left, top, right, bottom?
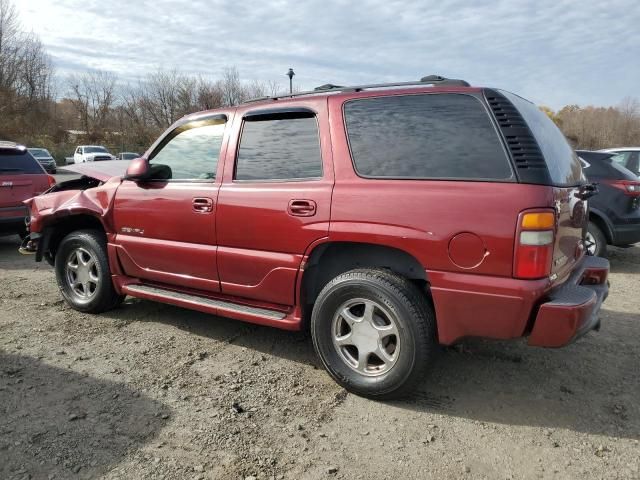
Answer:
54, 230, 124, 313
585, 221, 607, 257
311, 269, 436, 399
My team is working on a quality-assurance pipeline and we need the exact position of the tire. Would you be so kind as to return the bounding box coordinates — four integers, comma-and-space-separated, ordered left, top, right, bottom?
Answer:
51, 169, 56, 174
585, 221, 607, 257
311, 269, 436, 399
54, 229, 124, 313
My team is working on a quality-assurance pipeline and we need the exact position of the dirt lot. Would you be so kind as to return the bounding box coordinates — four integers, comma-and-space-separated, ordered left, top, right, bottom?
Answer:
0, 235, 638, 480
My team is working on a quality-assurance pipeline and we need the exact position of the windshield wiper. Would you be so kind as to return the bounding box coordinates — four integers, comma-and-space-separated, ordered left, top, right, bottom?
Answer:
0, 168, 22, 172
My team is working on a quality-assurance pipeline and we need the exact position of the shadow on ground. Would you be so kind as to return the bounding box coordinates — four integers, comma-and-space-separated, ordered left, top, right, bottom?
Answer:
3, 232, 639, 444
0, 353, 167, 479
0, 235, 46, 272
101, 294, 640, 441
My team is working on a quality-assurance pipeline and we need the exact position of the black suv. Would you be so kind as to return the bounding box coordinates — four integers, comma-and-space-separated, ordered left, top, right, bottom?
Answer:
578, 150, 640, 256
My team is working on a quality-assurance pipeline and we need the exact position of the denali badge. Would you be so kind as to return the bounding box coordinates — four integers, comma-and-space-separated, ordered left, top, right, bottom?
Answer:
1, 181, 12, 187
121, 227, 144, 235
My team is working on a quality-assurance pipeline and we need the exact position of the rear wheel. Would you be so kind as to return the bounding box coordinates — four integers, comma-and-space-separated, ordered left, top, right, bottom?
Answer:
585, 221, 607, 257
54, 229, 124, 313
311, 269, 436, 399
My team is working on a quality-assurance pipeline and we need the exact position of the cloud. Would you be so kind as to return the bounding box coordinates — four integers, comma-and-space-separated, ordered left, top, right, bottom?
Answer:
15, 0, 640, 109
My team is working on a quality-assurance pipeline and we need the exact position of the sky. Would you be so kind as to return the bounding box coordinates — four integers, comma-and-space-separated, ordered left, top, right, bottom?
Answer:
15, 0, 640, 110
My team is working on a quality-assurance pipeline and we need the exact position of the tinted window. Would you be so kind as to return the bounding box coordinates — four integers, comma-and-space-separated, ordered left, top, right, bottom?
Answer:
500, 90, 583, 186
150, 121, 225, 180
85, 147, 108, 153
344, 94, 512, 180
235, 114, 322, 181
28, 148, 50, 158
0, 150, 44, 174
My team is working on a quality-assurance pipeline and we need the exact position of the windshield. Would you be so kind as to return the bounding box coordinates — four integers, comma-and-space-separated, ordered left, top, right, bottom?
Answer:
121, 153, 138, 160
0, 150, 45, 174
500, 90, 583, 186
28, 148, 50, 158
85, 147, 108, 153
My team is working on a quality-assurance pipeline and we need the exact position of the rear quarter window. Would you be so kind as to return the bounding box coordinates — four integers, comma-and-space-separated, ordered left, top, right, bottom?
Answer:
343, 93, 513, 180
0, 150, 45, 174
499, 90, 583, 186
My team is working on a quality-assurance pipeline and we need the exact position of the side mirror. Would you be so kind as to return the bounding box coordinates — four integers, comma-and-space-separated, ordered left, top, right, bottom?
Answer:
123, 157, 149, 181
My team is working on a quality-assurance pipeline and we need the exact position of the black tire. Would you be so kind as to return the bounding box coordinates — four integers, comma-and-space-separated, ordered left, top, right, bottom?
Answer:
51, 169, 56, 174
311, 269, 436, 399
586, 221, 607, 257
54, 229, 124, 313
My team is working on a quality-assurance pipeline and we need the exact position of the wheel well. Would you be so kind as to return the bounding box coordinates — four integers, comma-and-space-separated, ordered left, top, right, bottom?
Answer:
43, 215, 105, 263
301, 242, 429, 325
589, 211, 612, 243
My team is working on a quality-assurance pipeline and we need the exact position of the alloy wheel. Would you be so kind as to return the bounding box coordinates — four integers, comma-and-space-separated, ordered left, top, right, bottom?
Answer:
331, 298, 400, 376
65, 247, 100, 301
585, 231, 597, 256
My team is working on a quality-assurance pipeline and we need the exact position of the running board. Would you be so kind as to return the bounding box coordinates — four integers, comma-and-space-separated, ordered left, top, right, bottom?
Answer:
122, 284, 290, 324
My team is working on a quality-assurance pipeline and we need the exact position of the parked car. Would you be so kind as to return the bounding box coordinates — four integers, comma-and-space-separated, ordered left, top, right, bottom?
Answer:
577, 150, 640, 256
27, 148, 57, 173
73, 146, 116, 163
1, 142, 54, 238
598, 147, 640, 177
116, 152, 140, 161
22, 76, 609, 398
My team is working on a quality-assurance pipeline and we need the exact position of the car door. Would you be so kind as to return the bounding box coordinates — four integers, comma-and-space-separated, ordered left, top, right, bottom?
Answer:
112, 113, 230, 293
216, 100, 334, 306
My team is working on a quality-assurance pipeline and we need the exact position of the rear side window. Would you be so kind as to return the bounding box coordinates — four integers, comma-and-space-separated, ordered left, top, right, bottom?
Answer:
235, 113, 322, 181
0, 150, 44, 174
499, 90, 583, 186
344, 94, 513, 180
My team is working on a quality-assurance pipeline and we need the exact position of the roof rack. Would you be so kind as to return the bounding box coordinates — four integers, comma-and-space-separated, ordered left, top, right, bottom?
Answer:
243, 75, 470, 104
0, 141, 24, 151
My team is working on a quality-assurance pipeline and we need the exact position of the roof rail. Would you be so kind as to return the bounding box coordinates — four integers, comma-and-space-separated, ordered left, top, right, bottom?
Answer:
242, 75, 470, 104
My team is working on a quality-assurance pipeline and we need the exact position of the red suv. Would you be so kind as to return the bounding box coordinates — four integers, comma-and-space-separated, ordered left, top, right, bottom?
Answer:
23, 76, 609, 398
1, 142, 54, 238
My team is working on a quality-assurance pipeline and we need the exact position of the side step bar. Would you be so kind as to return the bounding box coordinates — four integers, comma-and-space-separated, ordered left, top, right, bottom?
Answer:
122, 284, 299, 330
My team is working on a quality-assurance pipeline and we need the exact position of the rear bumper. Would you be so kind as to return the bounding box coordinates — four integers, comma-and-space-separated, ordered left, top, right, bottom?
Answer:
0, 206, 28, 232
612, 222, 640, 246
528, 256, 609, 347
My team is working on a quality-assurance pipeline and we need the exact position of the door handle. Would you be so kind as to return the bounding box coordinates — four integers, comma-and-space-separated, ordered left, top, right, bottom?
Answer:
288, 199, 317, 217
192, 197, 214, 213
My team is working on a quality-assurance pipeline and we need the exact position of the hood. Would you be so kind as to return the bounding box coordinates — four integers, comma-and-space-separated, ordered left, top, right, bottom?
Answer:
62, 160, 129, 182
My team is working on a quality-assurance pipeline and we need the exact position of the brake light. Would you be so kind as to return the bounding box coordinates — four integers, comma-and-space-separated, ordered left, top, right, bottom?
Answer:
604, 180, 640, 197
47, 175, 56, 188
514, 211, 555, 279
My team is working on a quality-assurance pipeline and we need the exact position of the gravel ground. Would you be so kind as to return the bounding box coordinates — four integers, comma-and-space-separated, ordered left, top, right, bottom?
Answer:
0, 234, 638, 480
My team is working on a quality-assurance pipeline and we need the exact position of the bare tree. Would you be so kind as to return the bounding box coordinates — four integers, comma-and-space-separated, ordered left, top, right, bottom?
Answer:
0, 0, 21, 91
68, 70, 117, 136
0, 0, 55, 139
556, 101, 640, 150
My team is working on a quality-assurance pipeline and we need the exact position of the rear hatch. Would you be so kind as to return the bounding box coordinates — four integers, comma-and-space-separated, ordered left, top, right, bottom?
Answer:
486, 90, 587, 281
0, 149, 50, 214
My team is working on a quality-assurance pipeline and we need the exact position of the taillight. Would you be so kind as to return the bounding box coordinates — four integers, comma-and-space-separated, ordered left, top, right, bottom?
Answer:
604, 180, 640, 197
47, 175, 56, 188
514, 210, 555, 279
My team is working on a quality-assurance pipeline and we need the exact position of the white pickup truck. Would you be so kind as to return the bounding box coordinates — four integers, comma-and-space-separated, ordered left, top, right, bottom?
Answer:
73, 145, 116, 164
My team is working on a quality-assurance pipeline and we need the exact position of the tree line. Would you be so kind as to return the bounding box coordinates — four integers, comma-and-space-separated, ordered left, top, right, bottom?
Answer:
1, 0, 639, 163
